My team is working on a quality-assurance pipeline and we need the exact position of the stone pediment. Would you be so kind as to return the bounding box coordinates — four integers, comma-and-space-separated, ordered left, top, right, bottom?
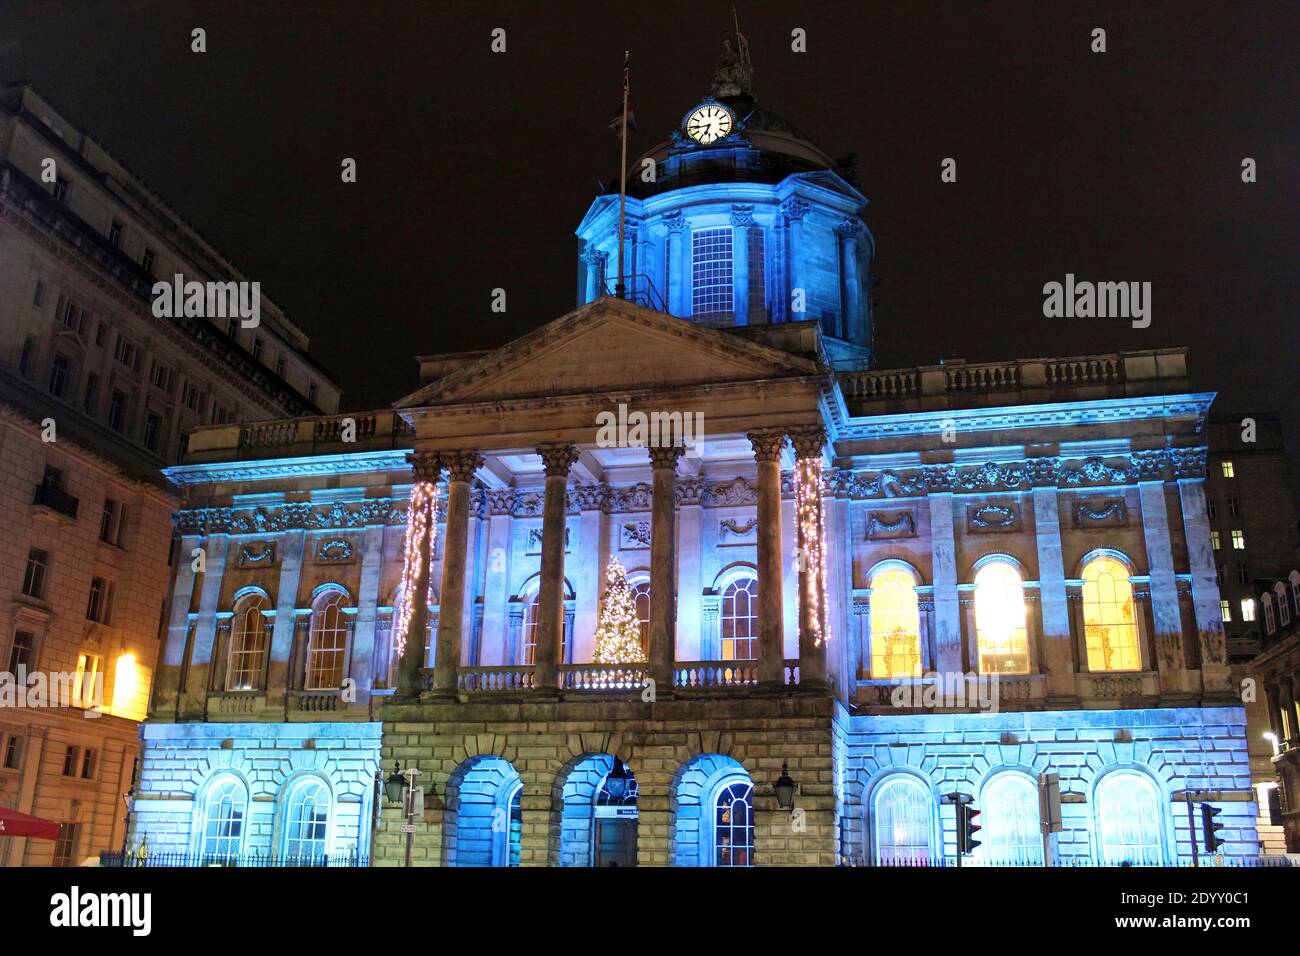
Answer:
396, 297, 825, 407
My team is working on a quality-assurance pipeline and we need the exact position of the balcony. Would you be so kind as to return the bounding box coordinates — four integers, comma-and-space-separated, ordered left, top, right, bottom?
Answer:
31, 482, 79, 520
439, 660, 802, 698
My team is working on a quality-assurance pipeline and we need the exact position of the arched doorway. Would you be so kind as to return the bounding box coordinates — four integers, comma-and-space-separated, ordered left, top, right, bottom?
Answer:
593, 758, 638, 867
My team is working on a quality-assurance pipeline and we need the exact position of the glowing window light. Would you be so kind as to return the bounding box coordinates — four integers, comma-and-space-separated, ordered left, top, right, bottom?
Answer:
394, 480, 439, 658
869, 567, 922, 678
110, 652, 146, 721
1082, 556, 1140, 672
974, 561, 1030, 674
794, 456, 829, 648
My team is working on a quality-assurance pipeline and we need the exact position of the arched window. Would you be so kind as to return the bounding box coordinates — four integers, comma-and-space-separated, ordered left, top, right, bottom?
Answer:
630, 580, 651, 652
503, 782, 523, 868
282, 779, 330, 862
1276, 583, 1291, 626
720, 577, 758, 661
974, 561, 1030, 674
1082, 556, 1140, 672
199, 776, 246, 861
521, 593, 541, 665
226, 593, 269, 691
1263, 593, 1277, 633
981, 774, 1042, 865
869, 566, 922, 678
713, 779, 754, 866
1096, 771, 1164, 865
872, 774, 933, 865
305, 590, 350, 690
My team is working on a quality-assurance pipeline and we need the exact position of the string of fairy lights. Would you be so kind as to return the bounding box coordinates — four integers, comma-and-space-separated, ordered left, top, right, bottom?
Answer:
394, 479, 439, 658
795, 456, 829, 648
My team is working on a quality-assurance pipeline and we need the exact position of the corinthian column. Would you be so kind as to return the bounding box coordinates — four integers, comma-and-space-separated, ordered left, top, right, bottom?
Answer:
535, 443, 578, 690
397, 452, 440, 699
432, 450, 483, 696
648, 445, 684, 693
789, 426, 829, 687
748, 429, 788, 686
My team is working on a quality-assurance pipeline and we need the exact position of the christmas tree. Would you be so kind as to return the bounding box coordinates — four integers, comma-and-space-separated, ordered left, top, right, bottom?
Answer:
593, 557, 647, 665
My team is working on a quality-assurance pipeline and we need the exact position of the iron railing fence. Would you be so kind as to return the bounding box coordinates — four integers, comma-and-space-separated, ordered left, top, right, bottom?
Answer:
99, 850, 369, 868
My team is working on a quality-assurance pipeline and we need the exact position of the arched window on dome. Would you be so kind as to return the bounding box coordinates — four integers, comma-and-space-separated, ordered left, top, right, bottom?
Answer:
974, 561, 1030, 675
720, 576, 758, 661
869, 565, 922, 678
1081, 555, 1141, 672
226, 592, 270, 691
305, 589, 351, 690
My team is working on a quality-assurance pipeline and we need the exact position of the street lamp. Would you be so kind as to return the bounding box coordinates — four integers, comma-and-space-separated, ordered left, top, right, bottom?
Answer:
774, 760, 798, 811
384, 762, 420, 867
119, 787, 135, 863
604, 757, 631, 802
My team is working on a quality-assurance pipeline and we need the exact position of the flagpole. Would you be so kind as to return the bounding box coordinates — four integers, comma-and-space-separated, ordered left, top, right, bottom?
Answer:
617, 50, 629, 300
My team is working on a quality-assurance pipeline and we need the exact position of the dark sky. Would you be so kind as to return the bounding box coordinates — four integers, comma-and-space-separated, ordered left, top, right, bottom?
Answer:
2, 1, 1296, 455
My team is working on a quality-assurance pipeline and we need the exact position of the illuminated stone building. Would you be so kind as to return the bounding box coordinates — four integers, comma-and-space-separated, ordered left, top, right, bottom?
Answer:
0, 83, 338, 865
129, 40, 1258, 867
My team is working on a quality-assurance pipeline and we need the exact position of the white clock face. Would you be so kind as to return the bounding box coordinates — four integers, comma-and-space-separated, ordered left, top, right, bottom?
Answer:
685, 105, 733, 145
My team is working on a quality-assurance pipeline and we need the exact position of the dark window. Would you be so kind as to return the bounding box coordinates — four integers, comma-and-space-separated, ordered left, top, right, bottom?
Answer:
108, 220, 123, 247
108, 390, 127, 431
1238, 564, 1250, 584
18, 337, 35, 377
275, 357, 286, 379
99, 499, 126, 545
52, 177, 69, 202
7, 631, 36, 673
80, 748, 96, 779
176, 430, 190, 462
114, 335, 135, 367
62, 747, 79, 777
32, 279, 46, 307
1228, 497, 1241, 518
227, 318, 238, 339
141, 247, 155, 276
83, 373, 98, 414
47, 354, 69, 398
1215, 564, 1225, 587
94, 322, 106, 347
144, 412, 162, 451
2, 735, 19, 770
86, 577, 110, 624
1206, 499, 1217, 520
52, 823, 79, 866
22, 549, 47, 598
183, 382, 199, 410
307, 382, 318, 405
151, 362, 171, 391
252, 338, 263, 360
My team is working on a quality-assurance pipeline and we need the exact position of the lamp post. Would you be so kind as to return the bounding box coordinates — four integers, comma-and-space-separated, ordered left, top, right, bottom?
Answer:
119, 787, 134, 864
774, 761, 798, 812
385, 763, 420, 868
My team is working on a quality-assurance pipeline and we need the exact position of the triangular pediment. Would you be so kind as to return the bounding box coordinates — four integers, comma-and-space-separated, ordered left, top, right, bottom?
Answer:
396, 298, 825, 407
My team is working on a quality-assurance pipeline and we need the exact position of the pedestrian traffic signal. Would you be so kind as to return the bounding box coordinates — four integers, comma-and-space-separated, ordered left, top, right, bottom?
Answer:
1200, 803, 1225, 853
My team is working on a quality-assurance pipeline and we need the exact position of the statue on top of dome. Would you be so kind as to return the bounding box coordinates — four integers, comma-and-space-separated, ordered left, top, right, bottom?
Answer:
711, 12, 753, 98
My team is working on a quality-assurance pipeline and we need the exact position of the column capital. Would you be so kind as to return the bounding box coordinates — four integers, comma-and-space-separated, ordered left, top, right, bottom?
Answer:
747, 429, 788, 463
537, 443, 580, 477
781, 198, 810, 222
664, 210, 687, 234
730, 204, 756, 228
834, 217, 863, 240
787, 426, 828, 460
648, 445, 686, 471
442, 450, 484, 483
407, 451, 442, 483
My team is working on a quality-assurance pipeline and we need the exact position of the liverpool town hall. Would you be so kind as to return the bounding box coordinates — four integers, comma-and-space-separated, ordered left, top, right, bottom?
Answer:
130, 47, 1256, 868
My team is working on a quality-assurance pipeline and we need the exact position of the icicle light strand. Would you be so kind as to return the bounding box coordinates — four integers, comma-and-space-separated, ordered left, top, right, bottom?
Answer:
796, 457, 830, 648
394, 480, 438, 658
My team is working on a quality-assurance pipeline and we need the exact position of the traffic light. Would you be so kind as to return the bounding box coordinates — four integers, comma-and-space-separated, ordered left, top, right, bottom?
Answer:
1200, 804, 1225, 853
957, 802, 982, 856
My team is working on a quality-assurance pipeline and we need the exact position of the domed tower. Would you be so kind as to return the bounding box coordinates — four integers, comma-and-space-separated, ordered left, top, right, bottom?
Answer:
576, 26, 876, 368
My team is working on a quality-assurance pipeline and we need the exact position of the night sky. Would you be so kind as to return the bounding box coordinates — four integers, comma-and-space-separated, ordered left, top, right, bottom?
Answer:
2, 2, 1296, 457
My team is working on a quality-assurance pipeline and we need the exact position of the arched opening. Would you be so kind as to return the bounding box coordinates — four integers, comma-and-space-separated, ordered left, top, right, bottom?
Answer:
869, 564, 922, 678
226, 591, 270, 691
281, 777, 332, 863
974, 560, 1030, 675
979, 773, 1042, 865
670, 753, 754, 867
870, 773, 934, 865
1082, 555, 1140, 672
305, 588, 351, 690
443, 755, 523, 867
720, 576, 758, 661
555, 753, 638, 867
197, 774, 247, 862
1095, 770, 1165, 865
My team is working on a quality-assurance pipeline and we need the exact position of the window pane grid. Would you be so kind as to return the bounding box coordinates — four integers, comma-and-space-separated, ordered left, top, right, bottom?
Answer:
692, 228, 733, 319
720, 578, 757, 661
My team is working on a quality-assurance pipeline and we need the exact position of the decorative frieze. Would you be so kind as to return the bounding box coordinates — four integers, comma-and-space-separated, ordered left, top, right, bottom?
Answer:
1072, 498, 1127, 528
175, 498, 405, 535
968, 503, 1020, 533
833, 449, 1207, 500
865, 510, 916, 540
235, 541, 277, 567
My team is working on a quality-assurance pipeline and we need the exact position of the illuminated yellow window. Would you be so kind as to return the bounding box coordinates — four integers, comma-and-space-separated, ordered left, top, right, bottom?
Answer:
974, 561, 1029, 674
1082, 556, 1141, 672
1221, 461, 1234, 478
870, 566, 922, 678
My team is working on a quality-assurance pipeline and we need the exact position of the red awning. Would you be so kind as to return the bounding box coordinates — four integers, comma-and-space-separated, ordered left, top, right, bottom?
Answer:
0, 806, 61, 840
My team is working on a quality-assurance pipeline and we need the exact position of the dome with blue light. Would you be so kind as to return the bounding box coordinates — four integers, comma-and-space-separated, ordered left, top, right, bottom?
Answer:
575, 26, 876, 368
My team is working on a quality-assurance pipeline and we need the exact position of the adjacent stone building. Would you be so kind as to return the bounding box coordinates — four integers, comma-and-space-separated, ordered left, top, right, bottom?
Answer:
0, 83, 338, 865
129, 39, 1259, 867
